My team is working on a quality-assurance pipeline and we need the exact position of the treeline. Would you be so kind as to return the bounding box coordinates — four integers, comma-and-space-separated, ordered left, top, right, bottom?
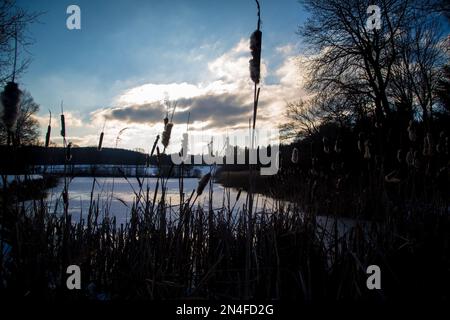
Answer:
0, 146, 147, 172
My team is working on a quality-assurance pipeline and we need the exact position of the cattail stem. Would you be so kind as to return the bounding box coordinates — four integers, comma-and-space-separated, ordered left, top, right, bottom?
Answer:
253, 85, 260, 131
150, 135, 160, 158
186, 112, 190, 131
255, 0, 261, 31
12, 23, 17, 83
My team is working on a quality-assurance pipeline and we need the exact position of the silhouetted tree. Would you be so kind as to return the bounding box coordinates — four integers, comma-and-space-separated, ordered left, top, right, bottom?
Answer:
280, 93, 360, 141
0, 90, 40, 145
436, 64, 450, 113
299, 0, 446, 126
280, 100, 322, 141
0, 0, 39, 84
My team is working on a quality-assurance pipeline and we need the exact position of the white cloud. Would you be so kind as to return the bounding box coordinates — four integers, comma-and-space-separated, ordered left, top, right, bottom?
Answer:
47, 39, 307, 151
275, 44, 295, 56
34, 111, 85, 131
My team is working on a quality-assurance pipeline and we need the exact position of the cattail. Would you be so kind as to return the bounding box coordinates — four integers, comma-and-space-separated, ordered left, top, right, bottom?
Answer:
291, 147, 299, 164
164, 115, 169, 127
406, 148, 414, 167
45, 111, 52, 148
1, 81, 21, 145
60, 113, 66, 138
66, 142, 72, 161
249, 30, 262, 84
196, 172, 211, 196
162, 122, 173, 150
97, 120, 106, 151
97, 132, 104, 151
407, 120, 417, 142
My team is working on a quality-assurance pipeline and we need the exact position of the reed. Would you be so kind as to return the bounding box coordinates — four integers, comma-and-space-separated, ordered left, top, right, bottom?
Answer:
97, 119, 105, 151
1, 166, 448, 301
1, 113, 449, 300
60, 104, 66, 140
45, 110, 51, 148
162, 122, 173, 151
196, 172, 211, 196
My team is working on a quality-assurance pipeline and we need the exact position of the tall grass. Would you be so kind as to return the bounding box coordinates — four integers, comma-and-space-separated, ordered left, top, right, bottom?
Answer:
1, 160, 449, 301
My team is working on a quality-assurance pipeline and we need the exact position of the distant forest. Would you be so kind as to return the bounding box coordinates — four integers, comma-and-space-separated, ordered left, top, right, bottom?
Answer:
0, 146, 148, 170
0, 145, 281, 173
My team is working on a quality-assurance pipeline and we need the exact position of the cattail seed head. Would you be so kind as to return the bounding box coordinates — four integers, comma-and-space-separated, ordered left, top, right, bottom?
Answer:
249, 30, 262, 84
45, 111, 52, 148
1, 81, 21, 134
162, 122, 173, 149
196, 172, 211, 196
291, 147, 299, 164
60, 114, 66, 138
45, 125, 51, 148
98, 132, 104, 151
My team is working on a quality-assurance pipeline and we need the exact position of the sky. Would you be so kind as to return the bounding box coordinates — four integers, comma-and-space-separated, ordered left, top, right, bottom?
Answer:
15, 0, 309, 154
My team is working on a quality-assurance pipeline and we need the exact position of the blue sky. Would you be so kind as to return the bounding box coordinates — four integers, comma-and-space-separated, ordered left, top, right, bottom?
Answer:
18, 0, 305, 107
14, 0, 308, 151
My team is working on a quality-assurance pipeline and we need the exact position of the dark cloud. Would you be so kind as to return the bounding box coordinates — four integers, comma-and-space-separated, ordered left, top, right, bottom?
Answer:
105, 101, 165, 123
104, 92, 252, 129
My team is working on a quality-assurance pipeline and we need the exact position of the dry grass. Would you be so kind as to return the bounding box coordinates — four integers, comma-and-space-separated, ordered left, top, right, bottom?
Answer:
1, 160, 449, 301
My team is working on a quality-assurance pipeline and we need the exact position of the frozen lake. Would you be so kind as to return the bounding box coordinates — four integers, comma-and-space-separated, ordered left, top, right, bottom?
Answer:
13, 175, 364, 241
39, 177, 281, 224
